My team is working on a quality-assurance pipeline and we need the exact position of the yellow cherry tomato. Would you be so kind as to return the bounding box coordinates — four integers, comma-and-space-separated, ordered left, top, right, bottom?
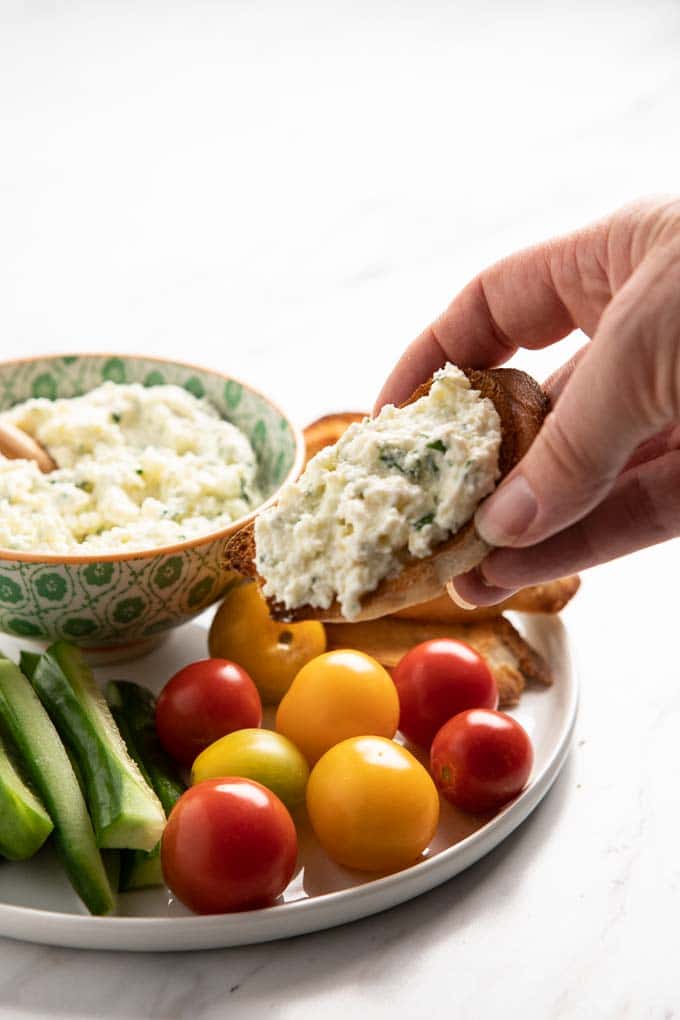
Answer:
275, 649, 400, 765
191, 728, 309, 811
306, 736, 440, 872
208, 578, 326, 704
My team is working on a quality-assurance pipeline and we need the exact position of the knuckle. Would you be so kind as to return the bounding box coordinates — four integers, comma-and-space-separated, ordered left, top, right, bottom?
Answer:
475, 276, 516, 356
610, 250, 680, 422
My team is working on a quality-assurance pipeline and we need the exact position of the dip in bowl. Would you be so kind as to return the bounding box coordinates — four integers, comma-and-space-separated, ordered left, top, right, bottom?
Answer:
0, 354, 303, 659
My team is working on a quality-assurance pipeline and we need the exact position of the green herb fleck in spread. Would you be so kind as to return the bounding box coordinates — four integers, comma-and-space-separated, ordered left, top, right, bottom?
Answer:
414, 513, 435, 530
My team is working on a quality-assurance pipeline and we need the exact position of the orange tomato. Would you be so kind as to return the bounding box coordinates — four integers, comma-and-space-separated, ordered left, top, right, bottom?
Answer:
306, 736, 440, 872
208, 578, 326, 704
275, 650, 400, 764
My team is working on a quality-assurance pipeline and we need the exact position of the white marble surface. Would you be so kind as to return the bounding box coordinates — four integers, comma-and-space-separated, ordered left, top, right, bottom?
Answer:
0, 1, 679, 1016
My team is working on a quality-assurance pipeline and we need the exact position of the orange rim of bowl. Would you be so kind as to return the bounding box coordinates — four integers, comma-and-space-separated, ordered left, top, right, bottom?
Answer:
0, 351, 306, 564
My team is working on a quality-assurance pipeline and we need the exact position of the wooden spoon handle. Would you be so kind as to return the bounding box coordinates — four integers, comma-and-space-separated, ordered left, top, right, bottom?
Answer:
0, 423, 56, 473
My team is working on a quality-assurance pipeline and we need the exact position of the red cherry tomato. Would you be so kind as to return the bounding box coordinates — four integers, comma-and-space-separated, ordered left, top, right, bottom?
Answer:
161, 778, 298, 914
392, 639, 497, 748
430, 709, 533, 814
155, 658, 262, 766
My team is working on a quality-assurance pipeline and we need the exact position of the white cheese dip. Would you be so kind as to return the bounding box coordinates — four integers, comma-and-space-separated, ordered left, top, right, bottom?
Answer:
0, 382, 262, 553
255, 364, 501, 620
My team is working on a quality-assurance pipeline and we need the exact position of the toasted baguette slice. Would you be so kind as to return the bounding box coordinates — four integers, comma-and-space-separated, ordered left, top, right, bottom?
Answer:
324, 615, 552, 708
225, 367, 549, 622
301, 411, 578, 623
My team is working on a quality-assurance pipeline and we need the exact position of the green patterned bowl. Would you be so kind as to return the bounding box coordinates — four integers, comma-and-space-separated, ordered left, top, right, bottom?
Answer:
0, 354, 304, 661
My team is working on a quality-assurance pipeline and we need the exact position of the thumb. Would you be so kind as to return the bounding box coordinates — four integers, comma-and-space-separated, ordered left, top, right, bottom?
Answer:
475, 247, 680, 548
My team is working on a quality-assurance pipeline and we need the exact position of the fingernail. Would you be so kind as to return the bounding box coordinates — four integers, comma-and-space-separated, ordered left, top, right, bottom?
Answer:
446, 579, 478, 611
475, 473, 538, 546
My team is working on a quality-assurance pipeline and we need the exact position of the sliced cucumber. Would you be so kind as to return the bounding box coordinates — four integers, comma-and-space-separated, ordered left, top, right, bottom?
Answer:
0, 730, 53, 861
102, 849, 121, 893
31, 642, 165, 852
0, 659, 114, 914
118, 842, 164, 891
18, 650, 41, 680
106, 681, 185, 816
107, 681, 185, 891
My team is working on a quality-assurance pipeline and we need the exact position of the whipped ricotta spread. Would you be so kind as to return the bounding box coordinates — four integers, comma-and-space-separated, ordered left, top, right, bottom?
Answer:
255, 364, 501, 619
0, 382, 262, 553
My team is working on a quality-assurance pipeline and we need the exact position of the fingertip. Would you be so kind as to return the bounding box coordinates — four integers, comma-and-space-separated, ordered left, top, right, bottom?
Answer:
445, 580, 478, 610
372, 382, 404, 416
474, 474, 539, 547
374, 327, 455, 414
372, 387, 393, 417
447, 568, 518, 608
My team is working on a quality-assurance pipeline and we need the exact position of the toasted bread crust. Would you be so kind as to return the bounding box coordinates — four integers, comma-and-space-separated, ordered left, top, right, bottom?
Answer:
224, 367, 549, 622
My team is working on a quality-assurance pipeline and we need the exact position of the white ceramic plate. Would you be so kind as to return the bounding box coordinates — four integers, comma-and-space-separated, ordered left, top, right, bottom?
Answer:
0, 612, 577, 951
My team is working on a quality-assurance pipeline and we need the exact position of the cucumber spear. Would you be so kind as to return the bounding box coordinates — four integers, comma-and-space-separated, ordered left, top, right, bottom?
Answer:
107, 680, 185, 891
0, 658, 114, 914
0, 729, 53, 861
31, 642, 165, 852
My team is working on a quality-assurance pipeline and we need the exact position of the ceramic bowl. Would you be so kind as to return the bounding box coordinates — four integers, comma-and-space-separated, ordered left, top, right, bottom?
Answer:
0, 354, 303, 661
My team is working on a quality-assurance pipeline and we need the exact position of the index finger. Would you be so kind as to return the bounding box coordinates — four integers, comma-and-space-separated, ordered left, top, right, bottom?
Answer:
374, 226, 608, 411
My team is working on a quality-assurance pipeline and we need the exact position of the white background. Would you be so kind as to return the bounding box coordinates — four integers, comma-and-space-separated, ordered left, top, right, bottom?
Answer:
0, 2, 679, 1017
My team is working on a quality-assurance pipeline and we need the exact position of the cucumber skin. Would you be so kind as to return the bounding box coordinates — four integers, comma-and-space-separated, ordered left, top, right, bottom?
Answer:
18, 651, 41, 680
107, 681, 185, 891
0, 660, 114, 915
119, 844, 163, 892
32, 651, 123, 843
102, 849, 121, 893
0, 731, 53, 861
32, 643, 165, 851
110, 703, 163, 892
106, 681, 185, 815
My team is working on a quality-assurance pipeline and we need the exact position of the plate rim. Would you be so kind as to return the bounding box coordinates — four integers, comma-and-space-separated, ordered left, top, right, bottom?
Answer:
0, 615, 578, 951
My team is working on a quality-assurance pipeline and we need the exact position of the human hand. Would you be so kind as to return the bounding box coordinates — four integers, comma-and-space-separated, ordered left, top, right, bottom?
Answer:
375, 198, 680, 605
